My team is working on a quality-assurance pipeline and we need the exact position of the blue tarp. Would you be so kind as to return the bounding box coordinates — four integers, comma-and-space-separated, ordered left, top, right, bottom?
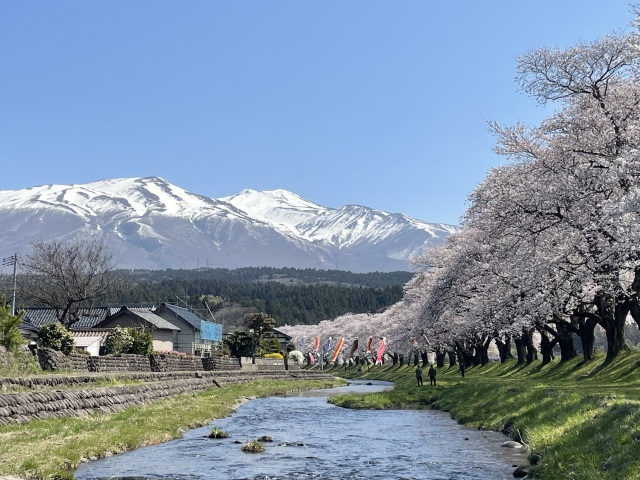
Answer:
201, 320, 223, 342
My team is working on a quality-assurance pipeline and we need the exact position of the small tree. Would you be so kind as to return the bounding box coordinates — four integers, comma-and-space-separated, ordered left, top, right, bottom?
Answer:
223, 331, 253, 357
258, 332, 281, 356
19, 239, 126, 326
103, 326, 134, 355
0, 297, 25, 352
244, 312, 276, 359
129, 327, 153, 355
38, 323, 74, 355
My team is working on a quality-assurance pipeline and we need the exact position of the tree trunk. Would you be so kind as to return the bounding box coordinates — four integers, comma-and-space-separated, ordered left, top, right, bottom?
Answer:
413, 352, 419, 367
514, 337, 526, 364
555, 321, 577, 361
538, 329, 555, 365
522, 328, 537, 364
421, 351, 430, 367
399, 353, 405, 367
572, 311, 598, 362
474, 337, 492, 366
495, 336, 513, 363
392, 352, 398, 366
435, 350, 445, 368
595, 294, 628, 363
447, 350, 457, 368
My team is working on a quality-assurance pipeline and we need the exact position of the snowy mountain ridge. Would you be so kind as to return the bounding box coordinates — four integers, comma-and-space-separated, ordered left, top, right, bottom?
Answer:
0, 176, 457, 272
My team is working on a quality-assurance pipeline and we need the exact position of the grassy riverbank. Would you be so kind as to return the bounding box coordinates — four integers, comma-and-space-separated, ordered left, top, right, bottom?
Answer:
330, 351, 640, 480
0, 376, 343, 479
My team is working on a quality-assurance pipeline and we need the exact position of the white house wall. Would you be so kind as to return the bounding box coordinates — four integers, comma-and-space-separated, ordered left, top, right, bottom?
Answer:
152, 329, 175, 353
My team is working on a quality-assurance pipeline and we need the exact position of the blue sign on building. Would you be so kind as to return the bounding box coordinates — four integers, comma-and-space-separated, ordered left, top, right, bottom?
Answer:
200, 320, 223, 342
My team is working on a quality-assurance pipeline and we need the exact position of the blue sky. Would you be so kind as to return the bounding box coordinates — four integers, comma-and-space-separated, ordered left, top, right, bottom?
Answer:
0, 1, 635, 225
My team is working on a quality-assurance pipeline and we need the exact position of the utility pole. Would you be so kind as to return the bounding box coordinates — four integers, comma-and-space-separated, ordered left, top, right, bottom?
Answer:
2, 253, 18, 316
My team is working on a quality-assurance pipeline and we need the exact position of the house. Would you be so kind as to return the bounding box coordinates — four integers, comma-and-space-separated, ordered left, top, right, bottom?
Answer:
18, 319, 39, 342
20, 303, 221, 356
70, 330, 110, 356
272, 328, 292, 353
93, 306, 180, 352
153, 303, 222, 356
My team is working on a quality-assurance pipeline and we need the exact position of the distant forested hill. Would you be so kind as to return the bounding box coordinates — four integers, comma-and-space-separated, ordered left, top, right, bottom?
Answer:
115, 267, 413, 327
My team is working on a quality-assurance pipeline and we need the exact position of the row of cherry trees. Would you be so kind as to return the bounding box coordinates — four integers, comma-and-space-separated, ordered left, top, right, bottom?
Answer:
283, 10, 640, 368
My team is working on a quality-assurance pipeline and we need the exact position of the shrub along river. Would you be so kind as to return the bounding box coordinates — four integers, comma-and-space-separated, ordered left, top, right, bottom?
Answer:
74, 380, 524, 480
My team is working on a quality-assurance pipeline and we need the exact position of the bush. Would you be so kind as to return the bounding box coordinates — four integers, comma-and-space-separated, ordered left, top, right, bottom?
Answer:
0, 351, 40, 376
129, 328, 152, 355
264, 352, 283, 359
258, 333, 281, 356
103, 326, 133, 355
288, 350, 305, 365
38, 323, 74, 355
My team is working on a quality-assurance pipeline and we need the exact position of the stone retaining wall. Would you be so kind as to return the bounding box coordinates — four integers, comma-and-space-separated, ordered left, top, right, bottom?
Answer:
36, 349, 247, 373
0, 370, 336, 425
149, 354, 203, 372
69, 353, 90, 371
87, 354, 152, 373
37, 348, 73, 371
202, 356, 241, 371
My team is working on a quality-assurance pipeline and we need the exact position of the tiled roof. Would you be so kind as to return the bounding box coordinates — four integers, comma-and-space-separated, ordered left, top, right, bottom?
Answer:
108, 305, 155, 316
73, 336, 103, 348
22, 307, 110, 328
133, 310, 180, 331
154, 303, 205, 330
21, 305, 181, 332
72, 328, 112, 337
22, 308, 60, 327
100, 307, 180, 331
18, 320, 39, 333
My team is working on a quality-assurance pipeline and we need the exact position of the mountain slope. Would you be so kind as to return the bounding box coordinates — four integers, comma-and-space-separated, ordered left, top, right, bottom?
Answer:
0, 177, 456, 272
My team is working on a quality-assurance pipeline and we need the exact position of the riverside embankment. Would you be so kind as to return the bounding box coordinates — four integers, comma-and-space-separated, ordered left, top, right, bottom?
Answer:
0, 369, 341, 479
332, 351, 640, 480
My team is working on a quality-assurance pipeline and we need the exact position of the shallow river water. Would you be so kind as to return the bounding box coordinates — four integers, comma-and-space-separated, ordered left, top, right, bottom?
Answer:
75, 380, 524, 480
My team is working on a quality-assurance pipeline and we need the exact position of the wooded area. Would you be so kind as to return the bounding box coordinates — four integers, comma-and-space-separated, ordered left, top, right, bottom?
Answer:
116, 267, 410, 326
2, 266, 411, 328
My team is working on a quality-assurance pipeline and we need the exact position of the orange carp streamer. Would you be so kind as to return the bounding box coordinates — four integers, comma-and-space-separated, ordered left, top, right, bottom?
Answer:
375, 337, 387, 365
330, 337, 344, 363
314, 336, 320, 352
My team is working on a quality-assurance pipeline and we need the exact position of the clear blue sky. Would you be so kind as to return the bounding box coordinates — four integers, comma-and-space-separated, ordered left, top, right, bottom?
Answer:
0, 1, 634, 225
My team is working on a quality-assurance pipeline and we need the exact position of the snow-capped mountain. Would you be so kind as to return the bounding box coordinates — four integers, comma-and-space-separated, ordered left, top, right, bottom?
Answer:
0, 177, 457, 272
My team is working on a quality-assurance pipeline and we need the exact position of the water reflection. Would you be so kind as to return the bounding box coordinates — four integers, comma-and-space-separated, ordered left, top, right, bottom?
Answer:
75, 380, 524, 480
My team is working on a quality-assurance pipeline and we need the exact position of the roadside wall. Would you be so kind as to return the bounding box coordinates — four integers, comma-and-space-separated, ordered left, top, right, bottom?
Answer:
36, 349, 245, 373
0, 370, 336, 425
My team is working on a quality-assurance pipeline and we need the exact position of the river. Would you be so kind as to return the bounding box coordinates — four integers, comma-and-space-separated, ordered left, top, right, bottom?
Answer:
75, 380, 525, 480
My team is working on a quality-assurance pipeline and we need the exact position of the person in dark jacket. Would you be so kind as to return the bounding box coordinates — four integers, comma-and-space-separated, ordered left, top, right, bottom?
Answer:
415, 365, 423, 386
428, 365, 437, 386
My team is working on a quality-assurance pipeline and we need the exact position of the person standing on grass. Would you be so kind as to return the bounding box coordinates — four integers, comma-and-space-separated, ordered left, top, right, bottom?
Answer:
428, 364, 437, 386
459, 361, 465, 378
415, 365, 423, 386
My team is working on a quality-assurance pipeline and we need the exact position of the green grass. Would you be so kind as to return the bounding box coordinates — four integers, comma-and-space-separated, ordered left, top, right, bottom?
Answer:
0, 351, 42, 377
207, 426, 230, 439
0, 376, 343, 479
329, 352, 640, 480
241, 440, 265, 453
